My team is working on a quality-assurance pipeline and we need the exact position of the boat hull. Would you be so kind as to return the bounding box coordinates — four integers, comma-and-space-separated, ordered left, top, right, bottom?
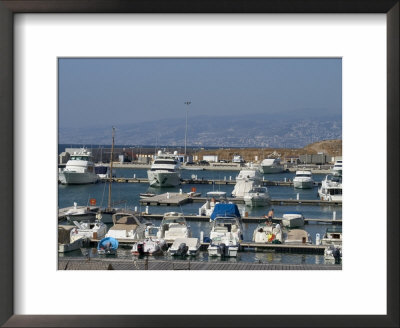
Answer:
147, 171, 181, 187
59, 171, 99, 185
244, 195, 270, 207
293, 180, 314, 189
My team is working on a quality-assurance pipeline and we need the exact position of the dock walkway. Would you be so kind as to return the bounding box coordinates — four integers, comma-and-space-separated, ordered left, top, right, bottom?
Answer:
139, 193, 341, 206
101, 177, 321, 187
58, 257, 341, 270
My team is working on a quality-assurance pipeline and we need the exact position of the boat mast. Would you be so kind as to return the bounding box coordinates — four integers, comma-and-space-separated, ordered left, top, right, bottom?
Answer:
184, 101, 191, 160
107, 127, 115, 210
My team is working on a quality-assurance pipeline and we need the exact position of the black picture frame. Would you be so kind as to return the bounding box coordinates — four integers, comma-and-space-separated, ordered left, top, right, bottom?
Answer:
0, 1, 398, 327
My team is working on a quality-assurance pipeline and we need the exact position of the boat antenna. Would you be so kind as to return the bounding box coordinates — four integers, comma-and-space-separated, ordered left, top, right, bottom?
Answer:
107, 127, 115, 210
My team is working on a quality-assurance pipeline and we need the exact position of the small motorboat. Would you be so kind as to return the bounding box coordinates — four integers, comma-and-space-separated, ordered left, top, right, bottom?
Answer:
252, 223, 283, 244
169, 238, 200, 256
324, 244, 342, 262
139, 193, 156, 199
207, 203, 243, 257
280, 212, 305, 228
65, 202, 97, 222
243, 186, 270, 207
69, 220, 107, 243
157, 212, 191, 241
97, 236, 119, 255
131, 238, 166, 256
283, 229, 312, 244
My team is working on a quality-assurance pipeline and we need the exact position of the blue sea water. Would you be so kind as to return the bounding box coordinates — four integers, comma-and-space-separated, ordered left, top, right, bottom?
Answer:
58, 168, 341, 265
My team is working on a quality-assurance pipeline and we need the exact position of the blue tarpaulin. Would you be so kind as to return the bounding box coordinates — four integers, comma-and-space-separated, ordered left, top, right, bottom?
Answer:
210, 203, 241, 221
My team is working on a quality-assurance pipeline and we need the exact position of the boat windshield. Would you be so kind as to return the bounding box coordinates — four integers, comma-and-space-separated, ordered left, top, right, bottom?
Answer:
70, 156, 89, 161
213, 217, 238, 225
296, 174, 311, 177
250, 187, 266, 193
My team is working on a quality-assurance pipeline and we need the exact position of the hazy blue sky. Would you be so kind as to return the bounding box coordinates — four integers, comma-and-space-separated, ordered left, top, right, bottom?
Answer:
59, 58, 341, 128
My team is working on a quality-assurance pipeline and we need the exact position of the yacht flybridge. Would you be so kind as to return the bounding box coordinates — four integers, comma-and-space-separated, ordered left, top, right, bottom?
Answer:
147, 150, 181, 187
59, 148, 99, 185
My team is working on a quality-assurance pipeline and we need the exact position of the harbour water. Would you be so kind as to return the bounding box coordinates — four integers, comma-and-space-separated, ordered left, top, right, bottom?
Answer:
58, 168, 342, 266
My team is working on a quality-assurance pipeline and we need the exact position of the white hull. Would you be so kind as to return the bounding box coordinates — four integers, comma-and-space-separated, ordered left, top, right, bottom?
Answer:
244, 195, 270, 207
260, 165, 284, 174
59, 171, 98, 185
147, 171, 181, 187
293, 179, 314, 189
208, 244, 239, 257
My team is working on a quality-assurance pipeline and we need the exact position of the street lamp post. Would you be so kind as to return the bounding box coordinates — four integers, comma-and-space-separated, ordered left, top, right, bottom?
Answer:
184, 101, 191, 161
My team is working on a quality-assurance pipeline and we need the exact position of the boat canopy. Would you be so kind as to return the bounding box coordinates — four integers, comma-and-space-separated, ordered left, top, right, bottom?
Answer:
210, 203, 241, 221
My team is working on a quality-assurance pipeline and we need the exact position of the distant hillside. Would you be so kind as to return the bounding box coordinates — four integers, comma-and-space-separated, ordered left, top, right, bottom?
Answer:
302, 139, 342, 156
59, 111, 341, 148
197, 139, 342, 162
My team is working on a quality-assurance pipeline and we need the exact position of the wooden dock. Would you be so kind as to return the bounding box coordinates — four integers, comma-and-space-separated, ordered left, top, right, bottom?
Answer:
141, 214, 342, 225
139, 194, 341, 206
89, 238, 329, 254
58, 257, 341, 270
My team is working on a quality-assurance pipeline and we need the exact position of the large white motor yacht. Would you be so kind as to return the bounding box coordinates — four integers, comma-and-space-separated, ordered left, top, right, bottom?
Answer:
259, 158, 284, 174
293, 170, 314, 189
318, 174, 342, 201
59, 148, 99, 185
147, 150, 181, 187
232, 168, 263, 198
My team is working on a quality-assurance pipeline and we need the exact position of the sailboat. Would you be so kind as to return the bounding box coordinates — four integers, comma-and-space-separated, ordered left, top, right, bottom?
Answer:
97, 127, 118, 223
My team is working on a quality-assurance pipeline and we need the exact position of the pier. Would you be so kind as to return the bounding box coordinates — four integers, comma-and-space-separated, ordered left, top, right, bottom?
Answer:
88, 238, 330, 254
100, 177, 321, 187
141, 214, 342, 225
58, 257, 341, 270
139, 193, 341, 206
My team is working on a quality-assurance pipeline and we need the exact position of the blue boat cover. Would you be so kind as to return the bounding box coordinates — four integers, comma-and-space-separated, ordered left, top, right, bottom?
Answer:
210, 203, 241, 221
97, 237, 119, 250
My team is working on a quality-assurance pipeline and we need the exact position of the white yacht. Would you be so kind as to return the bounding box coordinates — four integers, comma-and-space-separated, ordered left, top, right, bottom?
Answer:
157, 212, 191, 241
147, 150, 181, 187
69, 220, 107, 243
232, 168, 263, 198
318, 174, 342, 201
59, 148, 99, 185
105, 211, 149, 241
293, 170, 314, 189
332, 160, 343, 176
260, 158, 284, 174
280, 212, 305, 228
243, 186, 270, 207
208, 204, 243, 257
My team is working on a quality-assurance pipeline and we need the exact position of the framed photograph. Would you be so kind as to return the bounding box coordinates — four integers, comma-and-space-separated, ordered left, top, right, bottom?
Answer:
1, 0, 398, 327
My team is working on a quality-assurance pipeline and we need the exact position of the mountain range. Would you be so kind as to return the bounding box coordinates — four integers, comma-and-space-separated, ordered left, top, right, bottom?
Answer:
59, 110, 342, 148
